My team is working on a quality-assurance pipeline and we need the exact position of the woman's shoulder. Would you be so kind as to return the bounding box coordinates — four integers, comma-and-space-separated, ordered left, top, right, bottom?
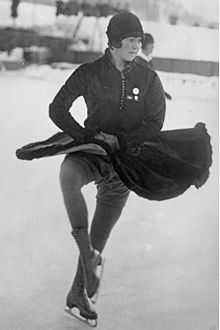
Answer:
78, 54, 106, 72
68, 55, 104, 82
134, 56, 155, 73
132, 56, 158, 86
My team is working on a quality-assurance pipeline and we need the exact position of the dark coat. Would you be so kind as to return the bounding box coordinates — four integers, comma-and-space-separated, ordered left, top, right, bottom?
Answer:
136, 55, 172, 100
49, 49, 166, 148
16, 51, 212, 201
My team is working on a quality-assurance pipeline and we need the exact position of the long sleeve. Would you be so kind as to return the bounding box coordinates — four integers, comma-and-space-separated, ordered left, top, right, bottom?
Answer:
120, 72, 166, 148
49, 65, 97, 142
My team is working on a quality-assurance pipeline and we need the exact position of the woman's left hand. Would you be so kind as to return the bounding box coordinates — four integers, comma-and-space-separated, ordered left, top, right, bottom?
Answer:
95, 132, 120, 151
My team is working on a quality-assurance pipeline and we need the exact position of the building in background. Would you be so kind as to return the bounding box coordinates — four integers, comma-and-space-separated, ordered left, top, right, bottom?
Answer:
0, 0, 218, 75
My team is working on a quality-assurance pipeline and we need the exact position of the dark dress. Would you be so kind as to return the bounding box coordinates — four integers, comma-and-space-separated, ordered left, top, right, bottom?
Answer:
16, 122, 212, 201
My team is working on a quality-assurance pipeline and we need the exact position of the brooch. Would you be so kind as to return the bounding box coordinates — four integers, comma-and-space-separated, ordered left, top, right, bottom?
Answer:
132, 87, 140, 101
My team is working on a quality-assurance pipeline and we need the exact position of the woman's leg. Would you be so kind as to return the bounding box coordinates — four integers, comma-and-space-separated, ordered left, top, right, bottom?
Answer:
60, 155, 101, 316
59, 155, 89, 229
72, 172, 129, 303
90, 173, 130, 253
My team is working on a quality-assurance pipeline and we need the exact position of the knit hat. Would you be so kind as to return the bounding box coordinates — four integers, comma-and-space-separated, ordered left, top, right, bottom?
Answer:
106, 12, 144, 43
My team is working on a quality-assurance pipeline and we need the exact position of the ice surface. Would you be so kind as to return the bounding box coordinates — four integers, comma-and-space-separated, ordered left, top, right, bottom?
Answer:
0, 67, 218, 330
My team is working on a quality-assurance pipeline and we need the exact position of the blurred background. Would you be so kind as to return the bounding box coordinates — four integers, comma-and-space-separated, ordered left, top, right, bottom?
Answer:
0, 0, 218, 74
0, 1, 219, 330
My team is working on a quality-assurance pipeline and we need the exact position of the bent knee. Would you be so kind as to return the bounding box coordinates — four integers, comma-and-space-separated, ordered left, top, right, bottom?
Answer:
59, 156, 84, 190
97, 179, 130, 207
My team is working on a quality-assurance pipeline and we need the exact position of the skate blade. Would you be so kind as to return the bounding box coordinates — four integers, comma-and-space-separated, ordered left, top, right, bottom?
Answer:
91, 257, 105, 304
65, 307, 98, 328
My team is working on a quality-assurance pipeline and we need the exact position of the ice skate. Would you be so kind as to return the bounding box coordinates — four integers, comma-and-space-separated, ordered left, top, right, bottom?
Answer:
65, 307, 97, 327
89, 255, 105, 304
72, 228, 105, 302
65, 288, 98, 327
84, 248, 105, 303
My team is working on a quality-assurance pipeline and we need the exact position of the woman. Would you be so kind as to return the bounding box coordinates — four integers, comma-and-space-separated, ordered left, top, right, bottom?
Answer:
48, 11, 166, 324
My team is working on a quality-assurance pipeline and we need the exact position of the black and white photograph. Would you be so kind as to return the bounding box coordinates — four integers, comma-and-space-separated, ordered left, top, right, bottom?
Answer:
0, 0, 218, 329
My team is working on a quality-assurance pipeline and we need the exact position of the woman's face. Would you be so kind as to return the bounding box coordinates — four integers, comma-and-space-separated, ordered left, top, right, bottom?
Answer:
116, 37, 142, 62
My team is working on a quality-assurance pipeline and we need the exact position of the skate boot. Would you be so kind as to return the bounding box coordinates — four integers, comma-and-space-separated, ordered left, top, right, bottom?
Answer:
65, 262, 98, 327
72, 228, 104, 302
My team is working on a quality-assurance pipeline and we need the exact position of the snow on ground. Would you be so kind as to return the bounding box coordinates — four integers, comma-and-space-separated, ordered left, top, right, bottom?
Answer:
0, 0, 218, 61
0, 67, 218, 330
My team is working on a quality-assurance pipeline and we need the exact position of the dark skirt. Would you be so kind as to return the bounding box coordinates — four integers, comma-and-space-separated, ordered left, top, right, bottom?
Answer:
16, 122, 212, 201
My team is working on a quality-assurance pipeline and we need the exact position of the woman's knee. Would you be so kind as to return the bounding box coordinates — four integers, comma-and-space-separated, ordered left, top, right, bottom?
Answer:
97, 179, 130, 208
59, 156, 84, 190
